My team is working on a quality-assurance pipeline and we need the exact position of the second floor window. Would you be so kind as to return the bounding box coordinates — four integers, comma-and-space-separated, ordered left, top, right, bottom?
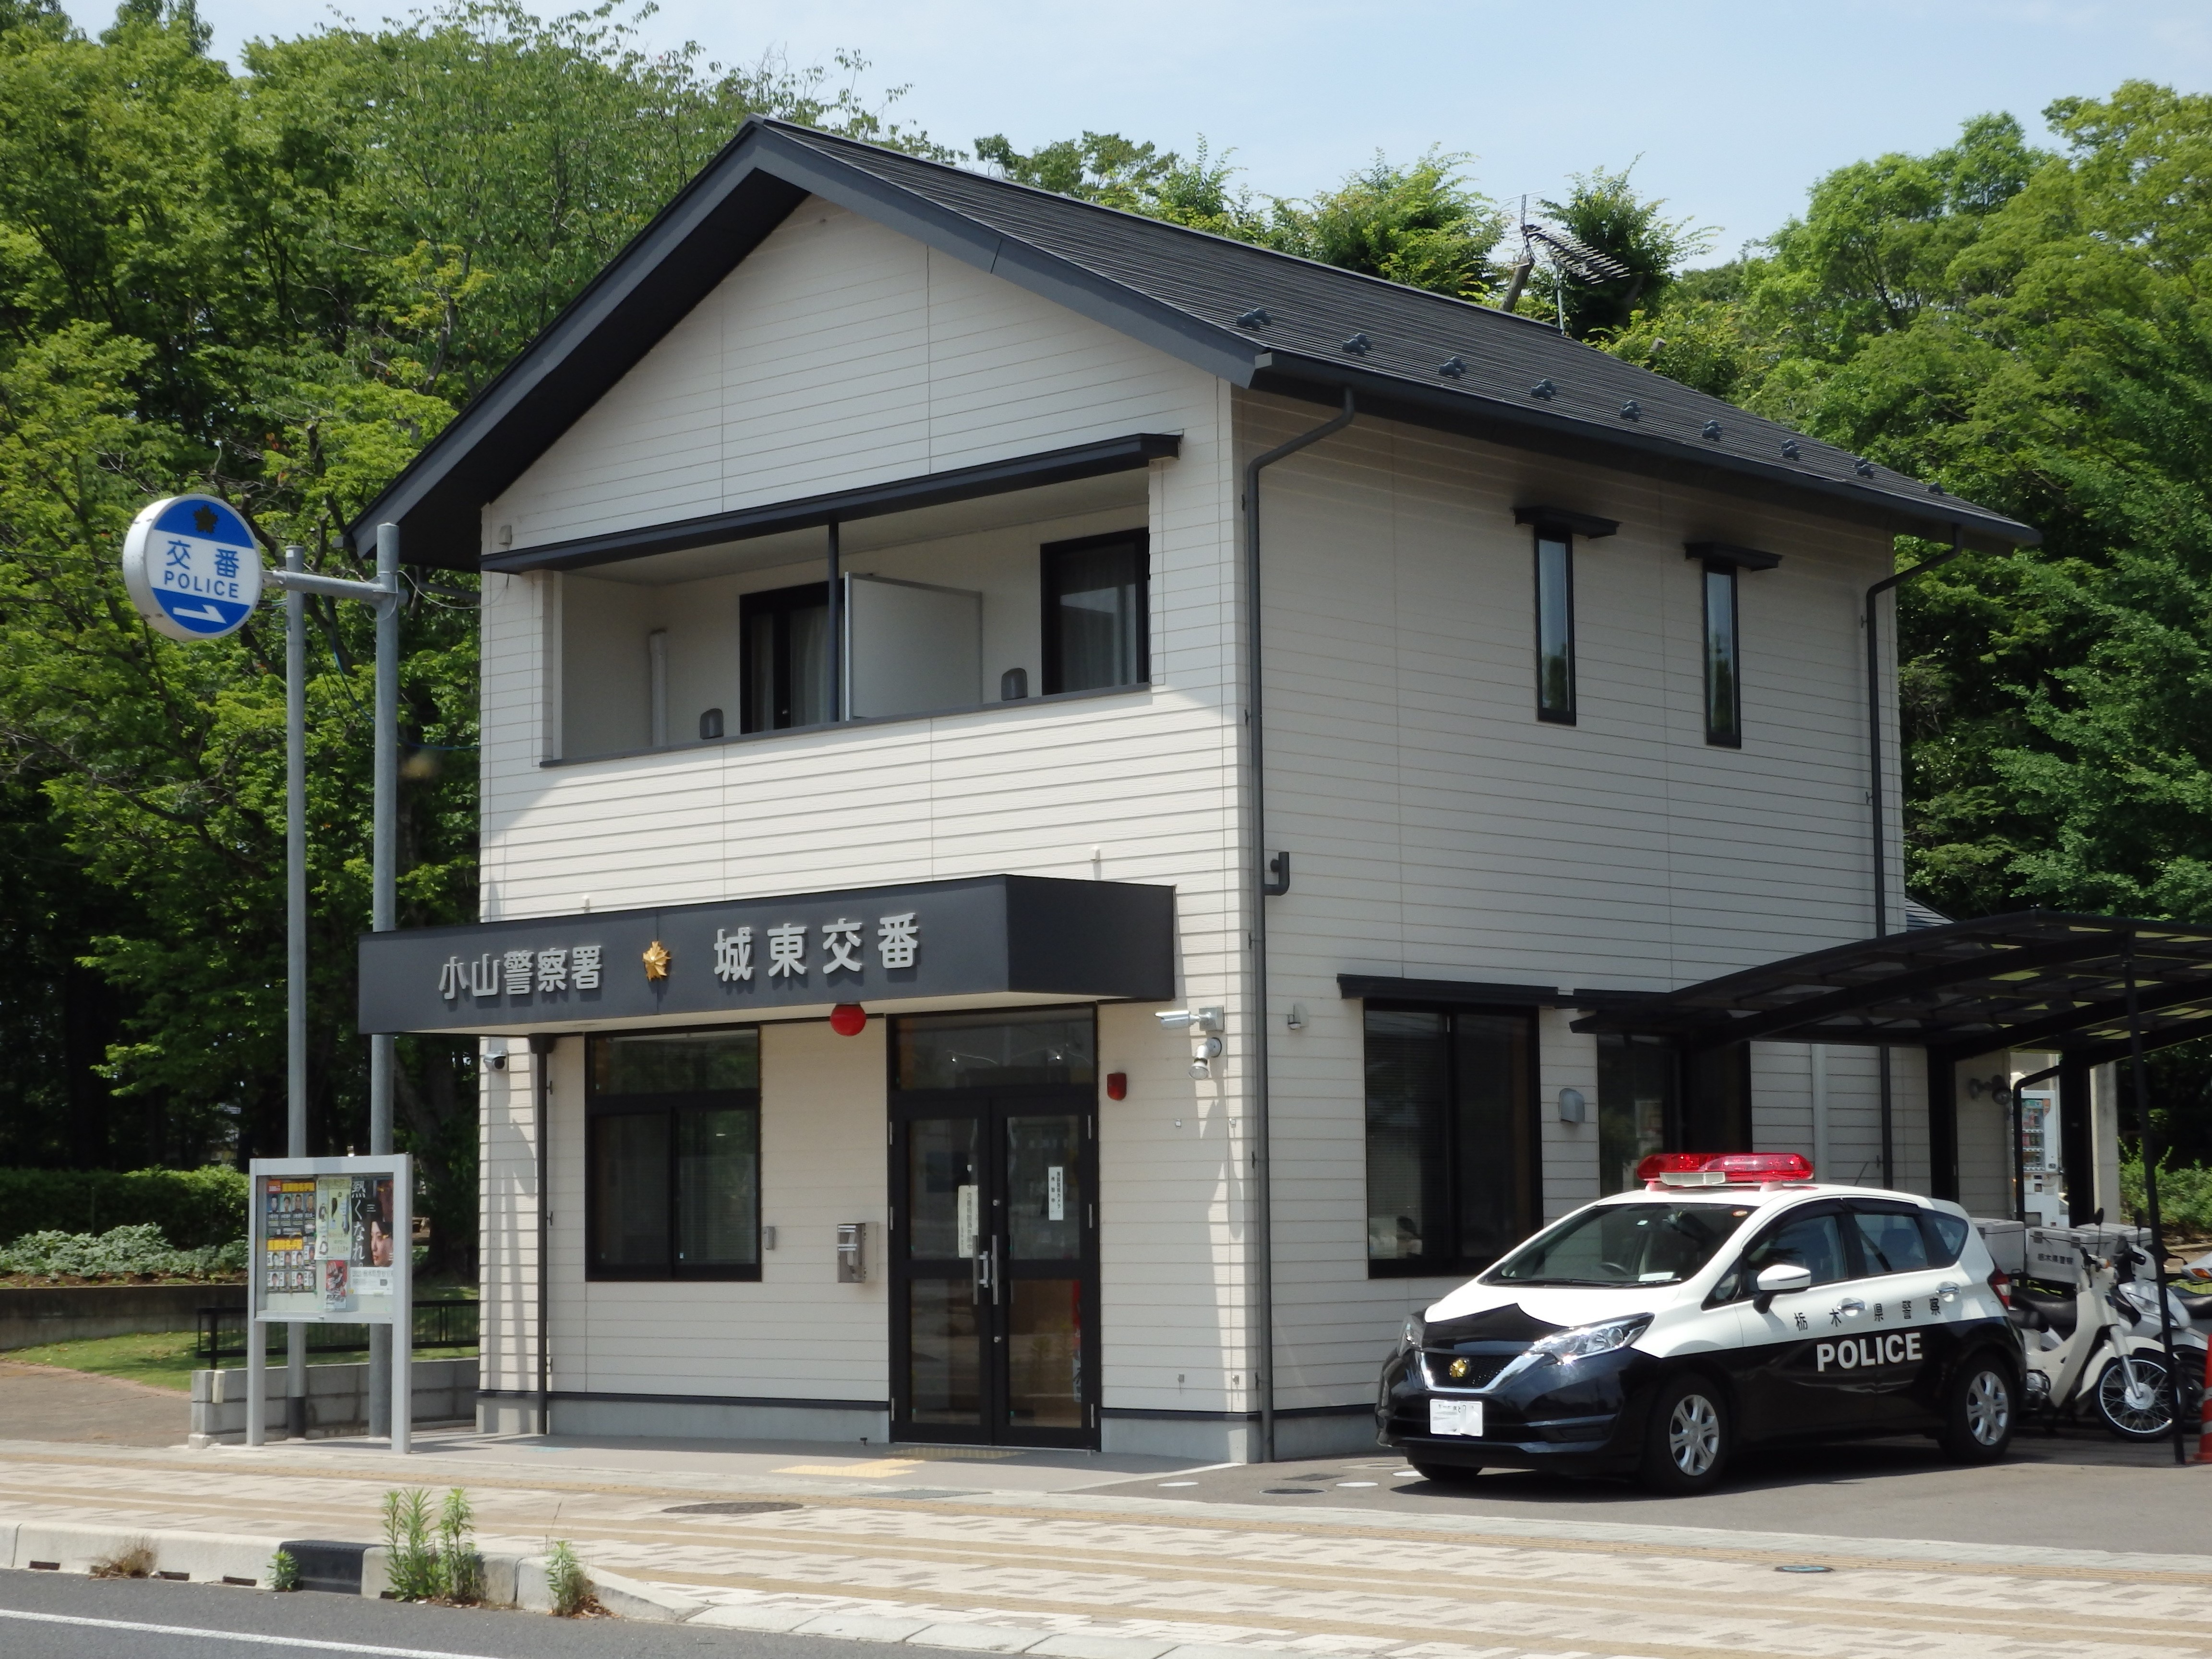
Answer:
1042, 532, 1148, 694
741, 582, 829, 733
1534, 532, 1575, 722
1702, 561, 1742, 746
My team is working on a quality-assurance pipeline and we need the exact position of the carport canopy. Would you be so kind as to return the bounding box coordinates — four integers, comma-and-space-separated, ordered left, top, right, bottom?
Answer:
1570, 910, 2212, 1066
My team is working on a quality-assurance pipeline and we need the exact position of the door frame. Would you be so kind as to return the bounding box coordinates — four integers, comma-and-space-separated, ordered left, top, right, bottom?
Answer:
887, 1084, 1100, 1448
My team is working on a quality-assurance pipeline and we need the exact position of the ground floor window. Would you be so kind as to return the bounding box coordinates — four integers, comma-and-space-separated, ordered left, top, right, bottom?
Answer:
587, 1027, 760, 1280
1364, 1006, 1538, 1277
1596, 1035, 1754, 1194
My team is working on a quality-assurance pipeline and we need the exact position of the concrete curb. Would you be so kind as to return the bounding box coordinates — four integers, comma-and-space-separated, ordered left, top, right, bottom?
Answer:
0, 1519, 1361, 1657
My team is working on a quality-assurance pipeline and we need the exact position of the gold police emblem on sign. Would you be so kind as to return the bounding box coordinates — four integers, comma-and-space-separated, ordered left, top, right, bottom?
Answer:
1448, 1357, 1471, 1380
642, 940, 671, 981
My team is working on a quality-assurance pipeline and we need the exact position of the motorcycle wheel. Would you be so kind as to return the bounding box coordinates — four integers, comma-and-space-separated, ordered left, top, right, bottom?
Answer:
2093, 1354, 2175, 1441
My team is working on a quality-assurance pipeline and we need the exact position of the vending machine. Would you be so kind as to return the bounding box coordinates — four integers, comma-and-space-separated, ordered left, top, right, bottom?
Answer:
2017, 1086, 2065, 1225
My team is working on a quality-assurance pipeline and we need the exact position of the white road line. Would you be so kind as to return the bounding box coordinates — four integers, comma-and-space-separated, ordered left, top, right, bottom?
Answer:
0, 1607, 506, 1659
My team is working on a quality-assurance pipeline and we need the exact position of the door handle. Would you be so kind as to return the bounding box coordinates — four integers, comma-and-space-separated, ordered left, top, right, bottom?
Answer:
990, 1236, 1003, 1306
971, 1249, 987, 1305
1838, 1298, 1866, 1317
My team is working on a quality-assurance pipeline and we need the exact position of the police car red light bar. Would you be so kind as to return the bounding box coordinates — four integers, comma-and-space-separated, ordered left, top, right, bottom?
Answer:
1636, 1152, 1815, 1187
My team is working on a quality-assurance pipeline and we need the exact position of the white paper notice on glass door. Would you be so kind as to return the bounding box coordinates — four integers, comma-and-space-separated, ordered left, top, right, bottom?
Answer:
956, 1183, 979, 1259
1047, 1166, 1065, 1222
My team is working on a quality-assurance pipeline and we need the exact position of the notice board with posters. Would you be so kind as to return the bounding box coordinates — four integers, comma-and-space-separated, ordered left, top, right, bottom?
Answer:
245, 1154, 413, 1450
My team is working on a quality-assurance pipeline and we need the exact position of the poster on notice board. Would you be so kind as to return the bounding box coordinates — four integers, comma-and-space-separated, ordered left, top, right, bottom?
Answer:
251, 1156, 407, 1325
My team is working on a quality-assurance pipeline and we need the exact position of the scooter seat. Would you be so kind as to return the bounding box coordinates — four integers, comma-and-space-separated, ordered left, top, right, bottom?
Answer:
2015, 1286, 2078, 1335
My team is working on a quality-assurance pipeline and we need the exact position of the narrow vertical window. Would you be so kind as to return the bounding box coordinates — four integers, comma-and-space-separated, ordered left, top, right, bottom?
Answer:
1042, 531, 1148, 695
1534, 533, 1575, 722
1702, 562, 1741, 746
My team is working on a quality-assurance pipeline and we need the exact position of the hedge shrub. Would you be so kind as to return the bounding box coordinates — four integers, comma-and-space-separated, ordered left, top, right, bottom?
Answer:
0, 1166, 247, 1250
0, 1224, 249, 1277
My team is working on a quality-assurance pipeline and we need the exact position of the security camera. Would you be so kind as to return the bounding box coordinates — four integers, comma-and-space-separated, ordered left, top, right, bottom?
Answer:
1155, 1007, 1224, 1033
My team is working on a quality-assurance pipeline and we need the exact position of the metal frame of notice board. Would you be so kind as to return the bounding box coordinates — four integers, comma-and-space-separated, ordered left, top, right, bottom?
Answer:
245, 1154, 413, 1452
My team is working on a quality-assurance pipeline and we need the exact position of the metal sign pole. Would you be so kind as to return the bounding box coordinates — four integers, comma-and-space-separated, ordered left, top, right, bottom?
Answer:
284, 549, 308, 1440
368, 522, 399, 1442
245, 1181, 267, 1448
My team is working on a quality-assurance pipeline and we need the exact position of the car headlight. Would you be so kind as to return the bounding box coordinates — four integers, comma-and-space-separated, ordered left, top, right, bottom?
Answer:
1398, 1313, 1425, 1356
1529, 1314, 1652, 1364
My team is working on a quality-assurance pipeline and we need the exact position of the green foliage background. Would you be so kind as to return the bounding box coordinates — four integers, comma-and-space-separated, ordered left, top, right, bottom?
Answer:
0, 0, 952, 1263
0, 1164, 244, 1247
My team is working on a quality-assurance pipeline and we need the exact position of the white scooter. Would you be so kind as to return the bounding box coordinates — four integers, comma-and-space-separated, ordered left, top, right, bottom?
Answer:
2012, 1238, 2207, 1440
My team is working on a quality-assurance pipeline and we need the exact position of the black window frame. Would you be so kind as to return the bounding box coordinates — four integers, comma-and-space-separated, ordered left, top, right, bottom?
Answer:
1040, 530, 1150, 696
739, 581, 830, 734
1595, 1037, 1751, 1195
1533, 529, 1576, 723
1700, 559, 1742, 746
1362, 1001, 1542, 1280
585, 1026, 762, 1282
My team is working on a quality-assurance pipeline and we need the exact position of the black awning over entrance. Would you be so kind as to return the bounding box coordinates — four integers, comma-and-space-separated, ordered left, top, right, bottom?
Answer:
1570, 910, 2212, 1062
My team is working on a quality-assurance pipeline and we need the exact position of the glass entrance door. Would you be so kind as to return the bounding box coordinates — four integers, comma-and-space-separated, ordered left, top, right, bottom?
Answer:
891, 1092, 1097, 1447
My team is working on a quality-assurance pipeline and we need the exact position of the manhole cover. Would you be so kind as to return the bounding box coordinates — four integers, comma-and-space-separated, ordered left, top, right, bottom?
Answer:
1262, 1486, 1322, 1495
661, 1502, 803, 1516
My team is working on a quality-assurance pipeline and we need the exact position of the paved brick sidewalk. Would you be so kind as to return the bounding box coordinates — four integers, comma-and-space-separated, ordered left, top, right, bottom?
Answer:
2, 1437, 2209, 1659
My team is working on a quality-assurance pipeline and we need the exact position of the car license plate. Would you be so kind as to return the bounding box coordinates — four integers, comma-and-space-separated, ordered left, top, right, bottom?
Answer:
1429, 1398, 1482, 1437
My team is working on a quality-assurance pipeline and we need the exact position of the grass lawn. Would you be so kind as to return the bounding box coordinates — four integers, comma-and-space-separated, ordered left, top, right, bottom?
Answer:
5, 1330, 479, 1393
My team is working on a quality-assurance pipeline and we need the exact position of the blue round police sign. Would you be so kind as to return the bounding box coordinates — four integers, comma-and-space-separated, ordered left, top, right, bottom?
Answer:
120, 494, 264, 642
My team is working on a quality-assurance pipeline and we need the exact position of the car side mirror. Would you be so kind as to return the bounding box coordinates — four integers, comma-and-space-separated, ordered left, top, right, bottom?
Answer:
1753, 1262, 1814, 1312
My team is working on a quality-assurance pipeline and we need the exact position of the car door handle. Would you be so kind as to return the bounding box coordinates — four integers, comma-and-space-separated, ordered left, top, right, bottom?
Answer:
1837, 1298, 1866, 1317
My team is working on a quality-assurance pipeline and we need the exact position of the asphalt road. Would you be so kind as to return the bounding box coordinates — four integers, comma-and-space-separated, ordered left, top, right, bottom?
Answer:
1091, 1424, 2212, 1552
0, 1571, 954, 1659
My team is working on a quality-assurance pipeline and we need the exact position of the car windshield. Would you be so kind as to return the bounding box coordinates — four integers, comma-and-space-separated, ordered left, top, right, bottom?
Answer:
1487, 1202, 1754, 1287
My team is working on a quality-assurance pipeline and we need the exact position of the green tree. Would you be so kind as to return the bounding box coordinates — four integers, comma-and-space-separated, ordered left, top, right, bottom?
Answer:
0, 0, 944, 1267
1524, 163, 1716, 339
1270, 149, 1505, 301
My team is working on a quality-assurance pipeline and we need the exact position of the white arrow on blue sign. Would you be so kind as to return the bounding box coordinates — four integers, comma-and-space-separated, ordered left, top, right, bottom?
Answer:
120, 494, 264, 642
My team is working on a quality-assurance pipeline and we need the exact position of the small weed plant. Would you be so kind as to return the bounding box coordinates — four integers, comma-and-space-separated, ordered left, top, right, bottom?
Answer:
544, 1539, 599, 1617
268, 1549, 301, 1592
380, 1486, 482, 1603
90, 1541, 154, 1579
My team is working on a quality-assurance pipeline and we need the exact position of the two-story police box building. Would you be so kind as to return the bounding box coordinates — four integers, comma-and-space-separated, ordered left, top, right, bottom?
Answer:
350, 119, 2090, 1460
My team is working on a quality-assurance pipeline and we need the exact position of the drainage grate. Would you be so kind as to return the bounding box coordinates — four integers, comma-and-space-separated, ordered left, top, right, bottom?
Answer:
661, 1502, 803, 1516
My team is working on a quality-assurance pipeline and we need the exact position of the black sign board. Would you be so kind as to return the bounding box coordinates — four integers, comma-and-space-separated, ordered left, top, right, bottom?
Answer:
357, 874, 1176, 1034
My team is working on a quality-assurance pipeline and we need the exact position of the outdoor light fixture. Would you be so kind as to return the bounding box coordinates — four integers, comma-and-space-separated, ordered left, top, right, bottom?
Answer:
1161, 1008, 1225, 1079
1286, 1003, 1307, 1031
1106, 1072, 1128, 1100
1557, 1087, 1587, 1124
829, 1003, 867, 1036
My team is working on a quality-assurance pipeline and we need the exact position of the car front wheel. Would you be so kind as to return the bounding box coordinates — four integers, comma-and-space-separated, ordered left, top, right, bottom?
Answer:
1639, 1374, 1730, 1496
1938, 1357, 2015, 1462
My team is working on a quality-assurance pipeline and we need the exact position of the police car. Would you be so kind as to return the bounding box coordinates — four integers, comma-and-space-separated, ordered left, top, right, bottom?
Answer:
1376, 1152, 2019, 1494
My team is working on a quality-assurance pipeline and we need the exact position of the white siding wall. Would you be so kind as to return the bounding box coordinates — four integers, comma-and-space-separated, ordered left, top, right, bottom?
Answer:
1241, 389, 1917, 1410
539, 1024, 890, 1405
477, 1042, 538, 1427
476, 198, 1259, 1426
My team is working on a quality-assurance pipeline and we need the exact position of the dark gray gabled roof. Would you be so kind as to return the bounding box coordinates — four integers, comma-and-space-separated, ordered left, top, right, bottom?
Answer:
348, 118, 2038, 569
